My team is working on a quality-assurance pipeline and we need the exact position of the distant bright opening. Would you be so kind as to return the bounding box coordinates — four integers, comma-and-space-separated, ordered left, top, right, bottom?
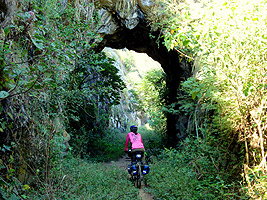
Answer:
103, 47, 165, 131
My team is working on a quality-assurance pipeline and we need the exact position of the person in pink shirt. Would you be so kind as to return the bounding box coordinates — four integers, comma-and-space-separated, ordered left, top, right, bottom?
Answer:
124, 125, 145, 162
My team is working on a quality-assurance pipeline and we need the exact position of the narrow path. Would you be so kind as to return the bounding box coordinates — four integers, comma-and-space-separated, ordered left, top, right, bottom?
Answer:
105, 155, 154, 200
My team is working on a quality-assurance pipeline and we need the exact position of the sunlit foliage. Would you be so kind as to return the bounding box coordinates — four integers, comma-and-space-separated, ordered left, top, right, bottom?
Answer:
147, 0, 267, 198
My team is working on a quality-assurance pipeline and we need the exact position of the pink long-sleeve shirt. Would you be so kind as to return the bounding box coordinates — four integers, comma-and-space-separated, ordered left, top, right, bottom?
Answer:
124, 132, 144, 151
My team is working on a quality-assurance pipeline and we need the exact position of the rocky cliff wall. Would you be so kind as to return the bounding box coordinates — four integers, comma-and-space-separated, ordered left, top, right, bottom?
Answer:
94, 0, 192, 146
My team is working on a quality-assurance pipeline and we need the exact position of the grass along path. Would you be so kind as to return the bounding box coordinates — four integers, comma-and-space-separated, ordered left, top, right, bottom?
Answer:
27, 157, 142, 199
105, 155, 154, 200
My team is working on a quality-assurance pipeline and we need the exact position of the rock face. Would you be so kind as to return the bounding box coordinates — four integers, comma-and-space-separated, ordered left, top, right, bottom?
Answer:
94, 0, 192, 147
96, 0, 151, 31
0, 0, 19, 27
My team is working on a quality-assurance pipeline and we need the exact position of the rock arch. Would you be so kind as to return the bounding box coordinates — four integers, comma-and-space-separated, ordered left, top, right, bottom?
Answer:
94, 1, 192, 147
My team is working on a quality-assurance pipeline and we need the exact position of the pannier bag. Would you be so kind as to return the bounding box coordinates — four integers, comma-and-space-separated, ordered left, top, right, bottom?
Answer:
142, 165, 150, 175
127, 164, 132, 174
128, 164, 150, 175
128, 164, 138, 175
132, 165, 137, 175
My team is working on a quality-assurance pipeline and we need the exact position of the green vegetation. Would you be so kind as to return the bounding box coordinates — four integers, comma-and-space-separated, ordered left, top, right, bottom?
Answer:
27, 158, 139, 199
147, 139, 248, 200
138, 69, 167, 133
1, 0, 267, 199
0, 0, 127, 198
1, 155, 140, 199
145, 0, 267, 198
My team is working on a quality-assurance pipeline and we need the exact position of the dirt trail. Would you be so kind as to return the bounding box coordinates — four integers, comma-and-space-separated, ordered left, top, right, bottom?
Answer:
105, 155, 154, 200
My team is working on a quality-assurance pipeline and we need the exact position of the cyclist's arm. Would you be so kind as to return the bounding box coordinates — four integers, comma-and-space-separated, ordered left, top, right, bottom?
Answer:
124, 133, 130, 151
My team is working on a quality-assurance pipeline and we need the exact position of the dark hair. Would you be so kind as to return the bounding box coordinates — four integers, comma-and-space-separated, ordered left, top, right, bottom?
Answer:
130, 125, 138, 133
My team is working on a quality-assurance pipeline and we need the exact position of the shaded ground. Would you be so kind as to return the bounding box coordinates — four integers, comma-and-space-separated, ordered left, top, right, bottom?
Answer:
105, 155, 154, 200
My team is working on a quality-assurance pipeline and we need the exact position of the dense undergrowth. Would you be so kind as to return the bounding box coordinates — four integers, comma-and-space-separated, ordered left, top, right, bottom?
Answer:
145, 0, 267, 198
1, 153, 140, 199
0, 0, 127, 198
147, 139, 248, 200
1, 0, 267, 199
27, 157, 139, 200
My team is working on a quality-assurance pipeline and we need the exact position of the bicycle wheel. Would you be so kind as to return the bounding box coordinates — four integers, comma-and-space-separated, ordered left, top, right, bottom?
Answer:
136, 166, 142, 189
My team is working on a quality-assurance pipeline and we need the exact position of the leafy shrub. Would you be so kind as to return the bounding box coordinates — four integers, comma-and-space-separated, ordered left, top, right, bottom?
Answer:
146, 0, 267, 197
146, 138, 248, 200
136, 69, 167, 134
0, 0, 125, 198
88, 128, 126, 162
63, 50, 125, 158
138, 125, 167, 160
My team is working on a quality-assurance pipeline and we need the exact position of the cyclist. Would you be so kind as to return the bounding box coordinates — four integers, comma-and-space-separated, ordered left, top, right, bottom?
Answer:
124, 125, 145, 162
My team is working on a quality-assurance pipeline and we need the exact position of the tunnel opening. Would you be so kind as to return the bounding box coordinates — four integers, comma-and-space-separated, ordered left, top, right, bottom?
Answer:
103, 47, 163, 131
95, 15, 192, 147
